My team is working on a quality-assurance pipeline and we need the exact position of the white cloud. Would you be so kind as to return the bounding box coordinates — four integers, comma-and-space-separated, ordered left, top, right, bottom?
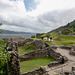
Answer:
29, 0, 75, 16
0, 0, 75, 33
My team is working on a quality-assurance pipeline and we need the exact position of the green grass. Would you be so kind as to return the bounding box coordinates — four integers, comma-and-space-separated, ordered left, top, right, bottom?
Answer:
18, 41, 36, 54
20, 57, 56, 72
54, 35, 75, 46
18, 46, 35, 54
45, 41, 53, 46
50, 31, 59, 38
33, 38, 41, 40
50, 31, 75, 46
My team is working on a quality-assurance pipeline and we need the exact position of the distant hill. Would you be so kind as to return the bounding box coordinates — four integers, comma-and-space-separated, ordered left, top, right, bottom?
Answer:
0, 29, 33, 34
49, 20, 75, 33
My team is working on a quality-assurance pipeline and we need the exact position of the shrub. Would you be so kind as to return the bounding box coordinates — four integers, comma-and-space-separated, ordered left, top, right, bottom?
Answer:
24, 42, 36, 50
0, 39, 10, 74
31, 35, 35, 38
62, 30, 70, 35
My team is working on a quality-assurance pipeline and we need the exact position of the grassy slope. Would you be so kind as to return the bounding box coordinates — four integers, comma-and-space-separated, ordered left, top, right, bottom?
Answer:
49, 20, 75, 33
20, 57, 56, 72
54, 35, 75, 46
18, 46, 35, 54
18, 42, 36, 54
45, 41, 54, 46
18, 40, 53, 54
50, 31, 75, 46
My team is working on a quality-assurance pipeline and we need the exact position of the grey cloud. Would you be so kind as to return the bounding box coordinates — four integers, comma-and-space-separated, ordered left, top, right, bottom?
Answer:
0, 0, 75, 33
37, 8, 75, 31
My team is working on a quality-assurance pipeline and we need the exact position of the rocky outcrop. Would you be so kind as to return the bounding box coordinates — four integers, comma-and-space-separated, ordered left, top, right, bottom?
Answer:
33, 40, 46, 50
24, 38, 34, 44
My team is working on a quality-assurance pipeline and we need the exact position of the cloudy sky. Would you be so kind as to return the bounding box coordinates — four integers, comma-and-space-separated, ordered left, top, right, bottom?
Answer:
0, 0, 75, 33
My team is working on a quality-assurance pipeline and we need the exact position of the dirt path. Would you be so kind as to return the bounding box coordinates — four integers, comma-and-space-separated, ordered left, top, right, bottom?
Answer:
45, 48, 75, 75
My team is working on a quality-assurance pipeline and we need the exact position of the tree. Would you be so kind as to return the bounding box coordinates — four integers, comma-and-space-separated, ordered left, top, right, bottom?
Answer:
0, 23, 10, 74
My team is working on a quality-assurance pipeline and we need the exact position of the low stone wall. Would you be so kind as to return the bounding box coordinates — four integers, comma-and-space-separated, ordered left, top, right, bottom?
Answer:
60, 46, 72, 50
48, 61, 59, 67
60, 66, 75, 75
5, 37, 25, 46
21, 66, 48, 75
70, 44, 75, 56
19, 46, 66, 61
51, 46, 58, 49
48, 56, 68, 68
19, 49, 49, 61
48, 47, 61, 59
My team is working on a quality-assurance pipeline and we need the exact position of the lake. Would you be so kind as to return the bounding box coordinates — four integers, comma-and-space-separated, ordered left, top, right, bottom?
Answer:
0, 33, 36, 39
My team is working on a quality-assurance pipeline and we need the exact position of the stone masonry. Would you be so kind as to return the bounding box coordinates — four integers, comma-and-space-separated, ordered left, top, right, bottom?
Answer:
70, 44, 75, 56
7, 42, 20, 75
5, 37, 25, 46
6, 39, 69, 75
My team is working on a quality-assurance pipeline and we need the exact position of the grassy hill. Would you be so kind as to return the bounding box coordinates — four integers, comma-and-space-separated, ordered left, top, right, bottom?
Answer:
49, 20, 75, 46
37, 20, 75, 46
49, 20, 75, 34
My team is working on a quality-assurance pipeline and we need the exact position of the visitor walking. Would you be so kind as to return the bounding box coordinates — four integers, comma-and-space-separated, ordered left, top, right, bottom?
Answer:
41, 37, 44, 40
50, 37, 52, 41
47, 35, 50, 41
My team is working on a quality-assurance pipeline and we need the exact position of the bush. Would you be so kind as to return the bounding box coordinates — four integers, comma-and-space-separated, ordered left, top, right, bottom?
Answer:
24, 42, 36, 50
31, 35, 35, 38
0, 39, 10, 74
62, 30, 70, 35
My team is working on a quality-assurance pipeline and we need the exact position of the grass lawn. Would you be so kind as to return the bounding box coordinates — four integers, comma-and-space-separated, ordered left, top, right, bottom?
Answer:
54, 35, 75, 46
18, 46, 35, 54
45, 41, 53, 46
20, 57, 56, 72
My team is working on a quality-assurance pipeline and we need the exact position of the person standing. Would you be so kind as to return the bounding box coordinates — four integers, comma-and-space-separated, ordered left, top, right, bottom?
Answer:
41, 37, 44, 40
50, 37, 52, 41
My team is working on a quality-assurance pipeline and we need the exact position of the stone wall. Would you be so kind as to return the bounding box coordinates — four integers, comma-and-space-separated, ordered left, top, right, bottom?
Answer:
60, 66, 75, 75
21, 66, 48, 75
19, 49, 49, 61
60, 46, 72, 50
6, 41, 68, 75
7, 42, 20, 75
36, 33, 40, 38
48, 56, 68, 67
5, 37, 25, 46
48, 61, 59, 67
48, 47, 61, 59
70, 44, 75, 56
19, 46, 66, 61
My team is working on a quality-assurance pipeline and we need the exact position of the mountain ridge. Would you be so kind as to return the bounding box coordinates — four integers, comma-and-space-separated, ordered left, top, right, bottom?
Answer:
49, 20, 75, 33
0, 29, 34, 34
